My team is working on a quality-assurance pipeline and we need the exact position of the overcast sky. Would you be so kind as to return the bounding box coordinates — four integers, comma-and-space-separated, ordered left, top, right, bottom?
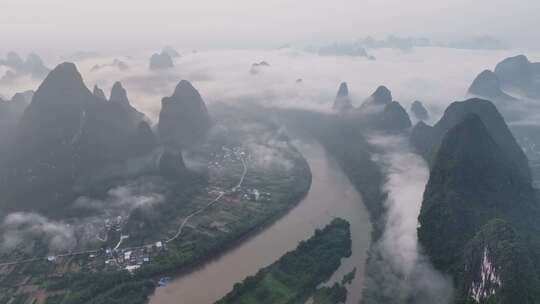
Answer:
1, 0, 539, 52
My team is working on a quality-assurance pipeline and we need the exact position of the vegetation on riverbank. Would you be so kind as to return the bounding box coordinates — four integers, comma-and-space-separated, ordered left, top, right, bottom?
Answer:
216, 218, 352, 304
0, 109, 313, 304
312, 283, 348, 304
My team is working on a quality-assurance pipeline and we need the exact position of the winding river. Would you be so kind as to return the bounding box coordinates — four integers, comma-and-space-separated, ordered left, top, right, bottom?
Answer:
150, 138, 373, 304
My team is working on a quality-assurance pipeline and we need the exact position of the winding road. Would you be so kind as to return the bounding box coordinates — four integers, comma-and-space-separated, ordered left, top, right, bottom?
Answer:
150, 139, 373, 304
0, 152, 249, 267
165, 192, 225, 243
165, 152, 248, 243
114, 234, 130, 250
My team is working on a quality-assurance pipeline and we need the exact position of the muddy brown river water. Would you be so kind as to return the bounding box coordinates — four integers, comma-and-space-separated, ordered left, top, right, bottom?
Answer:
150, 139, 372, 304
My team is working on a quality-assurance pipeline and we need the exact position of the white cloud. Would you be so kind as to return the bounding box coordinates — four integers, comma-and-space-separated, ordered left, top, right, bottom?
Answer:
3, 47, 538, 125
17, 46, 532, 124
1, 212, 76, 254
365, 134, 454, 303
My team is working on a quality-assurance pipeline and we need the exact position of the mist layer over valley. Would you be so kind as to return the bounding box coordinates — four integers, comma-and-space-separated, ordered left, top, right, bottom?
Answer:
2, 32, 540, 304
3, 47, 537, 120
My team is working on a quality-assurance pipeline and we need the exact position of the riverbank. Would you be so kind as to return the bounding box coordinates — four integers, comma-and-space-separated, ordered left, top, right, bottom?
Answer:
216, 218, 352, 304
0, 111, 313, 304
150, 138, 372, 304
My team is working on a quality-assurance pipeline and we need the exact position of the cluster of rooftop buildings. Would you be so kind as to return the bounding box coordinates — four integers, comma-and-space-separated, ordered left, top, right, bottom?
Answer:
104, 241, 166, 273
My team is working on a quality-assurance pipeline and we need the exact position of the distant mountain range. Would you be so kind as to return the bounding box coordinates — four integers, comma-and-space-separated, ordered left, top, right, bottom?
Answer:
332, 82, 353, 112
308, 35, 509, 57
331, 83, 412, 133
149, 51, 174, 70
410, 100, 429, 121
0, 51, 50, 83
468, 55, 540, 102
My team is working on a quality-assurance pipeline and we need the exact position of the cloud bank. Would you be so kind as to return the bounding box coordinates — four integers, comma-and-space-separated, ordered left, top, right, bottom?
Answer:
363, 134, 454, 304
0, 182, 165, 255
3, 47, 539, 124
1, 212, 76, 254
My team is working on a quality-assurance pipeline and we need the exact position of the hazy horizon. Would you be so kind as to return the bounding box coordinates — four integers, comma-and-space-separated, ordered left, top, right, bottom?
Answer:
2, 0, 540, 53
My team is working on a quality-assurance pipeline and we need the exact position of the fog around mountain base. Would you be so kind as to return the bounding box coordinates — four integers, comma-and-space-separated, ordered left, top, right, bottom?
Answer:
364, 134, 454, 303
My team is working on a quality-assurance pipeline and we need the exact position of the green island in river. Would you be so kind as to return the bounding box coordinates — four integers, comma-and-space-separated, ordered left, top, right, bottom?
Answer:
216, 218, 352, 304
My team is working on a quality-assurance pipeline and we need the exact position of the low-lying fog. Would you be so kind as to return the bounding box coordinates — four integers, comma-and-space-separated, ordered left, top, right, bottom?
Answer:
2, 44, 540, 302
2, 46, 539, 123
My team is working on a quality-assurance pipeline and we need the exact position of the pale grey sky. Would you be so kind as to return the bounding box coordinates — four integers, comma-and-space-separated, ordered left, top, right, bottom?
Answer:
1, 0, 539, 52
